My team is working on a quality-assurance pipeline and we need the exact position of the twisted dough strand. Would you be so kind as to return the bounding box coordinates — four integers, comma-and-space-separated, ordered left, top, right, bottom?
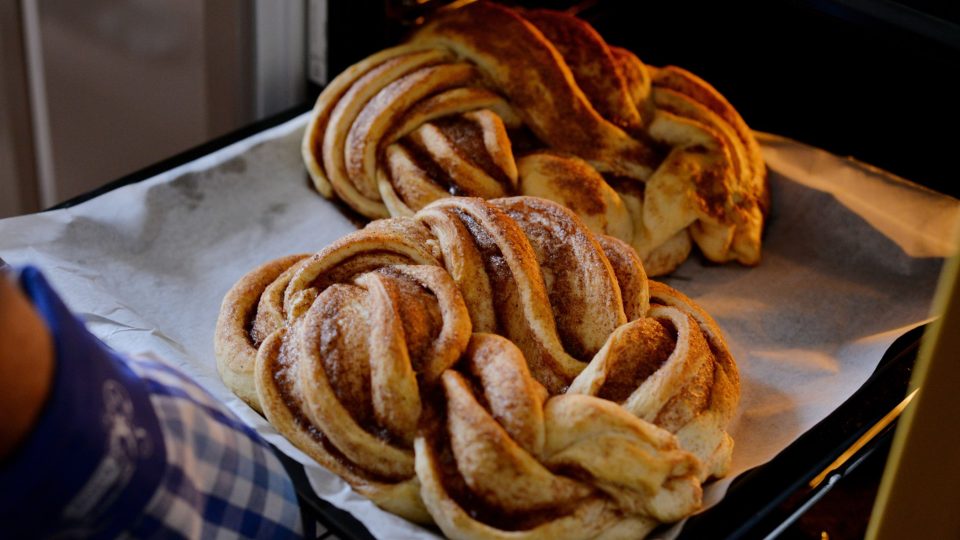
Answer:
307, 45, 452, 207
567, 281, 740, 480
214, 253, 309, 413
417, 334, 701, 540
256, 262, 471, 522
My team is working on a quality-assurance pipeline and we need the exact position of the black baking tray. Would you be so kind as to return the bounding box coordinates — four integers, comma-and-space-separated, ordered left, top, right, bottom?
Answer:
676, 326, 922, 539
43, 100, 926, 537
45, 1, 947, 535
269, 325, 924, 540
51, 67, 923, 540
45, 101, 927, 536
48, 91, 926, 540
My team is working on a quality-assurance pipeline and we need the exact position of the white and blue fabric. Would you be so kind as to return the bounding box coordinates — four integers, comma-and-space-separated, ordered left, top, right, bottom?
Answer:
0, 267, 303, 539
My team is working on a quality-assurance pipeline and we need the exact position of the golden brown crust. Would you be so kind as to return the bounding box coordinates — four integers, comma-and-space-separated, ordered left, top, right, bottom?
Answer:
421, 197, 588, 392
252, 262, 471, 520
302, 43, 444, 198
416, 334, 699, 539
594, 234, 649, 322
345, 63, 481, 201
412, 3, 658, 179
648, 281, 740, 423
301, 1, 768, 276
567, 297, 736, 481
255, 327, 433, 523
313, 46, 453, 214
492, 197, 628, 360
516, 152, 633, 243
217, 196, 739, 537
214, 254, 309, 413
609, 46, 654, 125
650, 66, 768, 265
520, 9, 643, 134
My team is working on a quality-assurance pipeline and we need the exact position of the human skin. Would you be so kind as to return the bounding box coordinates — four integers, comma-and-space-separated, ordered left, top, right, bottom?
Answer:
0, 275, 54, 460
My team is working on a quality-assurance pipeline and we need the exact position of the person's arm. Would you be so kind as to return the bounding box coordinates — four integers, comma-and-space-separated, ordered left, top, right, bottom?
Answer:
0, 266, 303, 538
0, 273, 54, 459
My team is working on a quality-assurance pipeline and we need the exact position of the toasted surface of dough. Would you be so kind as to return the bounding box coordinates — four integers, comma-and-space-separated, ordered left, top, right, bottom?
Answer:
301, 1, 768, 276
216, 196, 739, 538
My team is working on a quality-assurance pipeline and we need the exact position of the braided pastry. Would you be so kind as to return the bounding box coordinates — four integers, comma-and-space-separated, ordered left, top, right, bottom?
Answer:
302, 1, 768, 276
416, 333, 701, 539
216, 196, 739, 538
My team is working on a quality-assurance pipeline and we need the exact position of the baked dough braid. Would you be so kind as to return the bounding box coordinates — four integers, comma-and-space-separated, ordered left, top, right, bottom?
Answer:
416, 333, 701, 540
302, 1, 768, 276
567, 282, 740, 480
214, 253, 310, 413
418, 196, 628, 394
215, 196, 738, 537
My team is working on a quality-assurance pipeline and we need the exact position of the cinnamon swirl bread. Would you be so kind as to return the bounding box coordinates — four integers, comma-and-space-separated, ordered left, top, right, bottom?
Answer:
216, 196, 739, 538
303, 1, 768, 276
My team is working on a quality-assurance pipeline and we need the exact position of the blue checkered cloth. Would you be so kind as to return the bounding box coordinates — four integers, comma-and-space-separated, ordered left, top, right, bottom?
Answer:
0, 267, 302, 539
120, 357, 303, 539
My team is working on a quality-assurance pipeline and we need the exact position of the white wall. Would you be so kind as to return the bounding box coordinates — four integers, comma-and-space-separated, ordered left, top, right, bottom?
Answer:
25, 0, 214, 207
1, 0, 39, 218
2, 0, 308, 216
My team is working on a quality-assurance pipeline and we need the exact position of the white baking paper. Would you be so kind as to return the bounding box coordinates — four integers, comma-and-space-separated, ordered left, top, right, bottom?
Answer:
1, 114, 957, 539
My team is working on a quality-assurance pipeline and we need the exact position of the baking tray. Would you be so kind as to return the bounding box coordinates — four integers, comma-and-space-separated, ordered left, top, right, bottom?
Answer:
46, 108, 928, 540
269, 326, 923, 540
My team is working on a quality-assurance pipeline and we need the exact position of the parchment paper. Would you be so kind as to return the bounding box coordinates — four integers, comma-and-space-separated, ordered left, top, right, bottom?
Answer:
1, 114, 957, 539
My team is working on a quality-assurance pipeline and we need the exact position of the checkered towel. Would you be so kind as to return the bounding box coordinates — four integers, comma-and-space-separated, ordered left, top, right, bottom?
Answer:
0, 267, 302, 539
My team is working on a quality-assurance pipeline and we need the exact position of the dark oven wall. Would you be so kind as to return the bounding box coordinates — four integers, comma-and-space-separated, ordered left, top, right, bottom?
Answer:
326, 0, 960, 198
